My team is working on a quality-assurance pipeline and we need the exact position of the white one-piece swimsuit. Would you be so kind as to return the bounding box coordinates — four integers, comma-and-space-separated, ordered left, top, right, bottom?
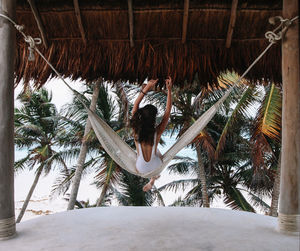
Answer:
136, 132, 163, 174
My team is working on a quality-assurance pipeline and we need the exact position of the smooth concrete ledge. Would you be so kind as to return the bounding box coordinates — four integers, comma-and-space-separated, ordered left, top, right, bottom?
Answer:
0, 207, 299, 251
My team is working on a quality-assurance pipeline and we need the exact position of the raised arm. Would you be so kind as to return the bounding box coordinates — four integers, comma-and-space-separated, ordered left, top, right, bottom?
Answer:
156, 77, 172, 138
131, 79, 158, 116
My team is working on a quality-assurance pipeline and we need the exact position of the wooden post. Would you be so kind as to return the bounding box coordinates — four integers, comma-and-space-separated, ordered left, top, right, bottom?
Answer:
278, 0, 299, 234
0, 0, 16, 240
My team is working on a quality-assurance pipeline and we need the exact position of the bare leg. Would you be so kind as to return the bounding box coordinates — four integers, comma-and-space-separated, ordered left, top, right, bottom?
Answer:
143, 175, 160, 192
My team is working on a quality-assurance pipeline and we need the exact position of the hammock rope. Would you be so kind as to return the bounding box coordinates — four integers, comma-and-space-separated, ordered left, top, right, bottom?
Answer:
0, 13, 298, 178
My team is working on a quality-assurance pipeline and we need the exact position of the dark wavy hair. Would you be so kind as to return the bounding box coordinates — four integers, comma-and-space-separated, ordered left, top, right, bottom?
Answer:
130, 104, 158, 145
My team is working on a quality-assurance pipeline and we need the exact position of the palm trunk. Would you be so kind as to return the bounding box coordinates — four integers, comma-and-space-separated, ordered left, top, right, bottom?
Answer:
269, 153, 281, 217
96, 182, 109, 207
67, 81, 101, 210
115, 81, 129, 127
60, 157, 69, 176
196, 145, 210, 207
16, 165, 43, 223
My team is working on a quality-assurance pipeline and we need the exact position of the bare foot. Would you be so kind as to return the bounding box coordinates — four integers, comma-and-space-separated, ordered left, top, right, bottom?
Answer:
143, 175, 161, 192
143, 182, 153, 192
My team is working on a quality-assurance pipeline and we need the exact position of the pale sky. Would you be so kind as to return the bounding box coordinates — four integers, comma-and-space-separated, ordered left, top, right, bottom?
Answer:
14, 78, 86, 110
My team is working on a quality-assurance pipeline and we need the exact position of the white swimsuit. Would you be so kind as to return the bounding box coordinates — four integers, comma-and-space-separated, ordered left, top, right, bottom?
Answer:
136, 133, 163, 174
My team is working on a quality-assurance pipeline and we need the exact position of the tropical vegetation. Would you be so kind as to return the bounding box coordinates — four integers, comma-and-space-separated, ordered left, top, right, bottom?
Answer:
14, 74, 282, 219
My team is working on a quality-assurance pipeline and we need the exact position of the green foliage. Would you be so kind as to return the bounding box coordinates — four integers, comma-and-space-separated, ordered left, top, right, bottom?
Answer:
14, 87, 69, 176
16, 76, 281, 212
158, 76, 279, 212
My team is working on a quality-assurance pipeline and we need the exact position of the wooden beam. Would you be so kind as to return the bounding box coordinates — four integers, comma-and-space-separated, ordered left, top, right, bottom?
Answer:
182, 0, 189, 44
225, 0, 238, 48
27, 0, 48, 48
47, 37, 266, 42
0, 0, 16, 240
17, 8, 281, 15
73, 0, 87, 44
127, 0, 134, 47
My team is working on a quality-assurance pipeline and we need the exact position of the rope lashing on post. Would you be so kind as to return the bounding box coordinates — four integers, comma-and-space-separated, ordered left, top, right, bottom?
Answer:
278, 213, 300, 235
265, 15, 299, 43
0, 13, 41, 61
0, 216, 16, 240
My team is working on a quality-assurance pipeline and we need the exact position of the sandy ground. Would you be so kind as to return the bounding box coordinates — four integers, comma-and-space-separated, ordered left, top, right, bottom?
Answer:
1, 207, 299, 251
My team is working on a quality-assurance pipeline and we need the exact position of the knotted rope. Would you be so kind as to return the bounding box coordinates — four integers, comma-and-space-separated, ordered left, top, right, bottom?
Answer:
0, 13, 41, 61
265, 15, 299, 43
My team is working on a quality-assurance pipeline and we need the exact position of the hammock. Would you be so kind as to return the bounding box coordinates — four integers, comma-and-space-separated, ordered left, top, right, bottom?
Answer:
88, 87, 232, 178
84, 41, 276, 178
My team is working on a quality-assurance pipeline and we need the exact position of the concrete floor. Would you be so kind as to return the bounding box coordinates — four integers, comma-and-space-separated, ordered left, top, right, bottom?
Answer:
0, 207, 299, 251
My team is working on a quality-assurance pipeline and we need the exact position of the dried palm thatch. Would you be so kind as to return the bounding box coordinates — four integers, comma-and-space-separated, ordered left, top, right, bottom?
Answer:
15, 0, 282, 88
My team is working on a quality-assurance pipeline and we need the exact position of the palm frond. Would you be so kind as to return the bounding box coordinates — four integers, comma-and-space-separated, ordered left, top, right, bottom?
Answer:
14, 154, 31, 172
117, 170, 155, 206
223, 187, 255, 212
152, 185, 165, 206
167, 156, 197, 175
158, 178, 198, 193
92, 157, 122, 189
253, 83, 282, 140
50, 167, 76, 198
239, 188, 270, 212
191, 129, 216, 161
15, 124, 44, 137
215, 85, 258, 158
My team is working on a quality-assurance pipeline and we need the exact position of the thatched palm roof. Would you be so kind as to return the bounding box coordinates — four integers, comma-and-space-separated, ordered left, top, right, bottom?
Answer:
15, 0, 282, 87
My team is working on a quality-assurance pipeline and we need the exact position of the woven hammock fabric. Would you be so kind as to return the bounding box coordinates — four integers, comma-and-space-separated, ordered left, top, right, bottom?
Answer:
88, 88, 232, 178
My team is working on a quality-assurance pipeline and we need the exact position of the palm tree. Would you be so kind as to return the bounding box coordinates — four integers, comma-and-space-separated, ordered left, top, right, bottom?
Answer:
250, 83, 282, 216
168, 84, 224, 207
159, 113, 270, 212
14, 88, 69, 222
53, 83, 121, 206
67, 81, 101, 210
213, 75, 282, 213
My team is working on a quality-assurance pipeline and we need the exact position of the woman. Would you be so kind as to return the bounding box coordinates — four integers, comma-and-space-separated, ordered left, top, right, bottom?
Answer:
130, 77, 172, 192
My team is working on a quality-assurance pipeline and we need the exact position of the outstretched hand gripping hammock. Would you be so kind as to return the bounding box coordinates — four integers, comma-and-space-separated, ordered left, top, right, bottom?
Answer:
2, 14, 297, 178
